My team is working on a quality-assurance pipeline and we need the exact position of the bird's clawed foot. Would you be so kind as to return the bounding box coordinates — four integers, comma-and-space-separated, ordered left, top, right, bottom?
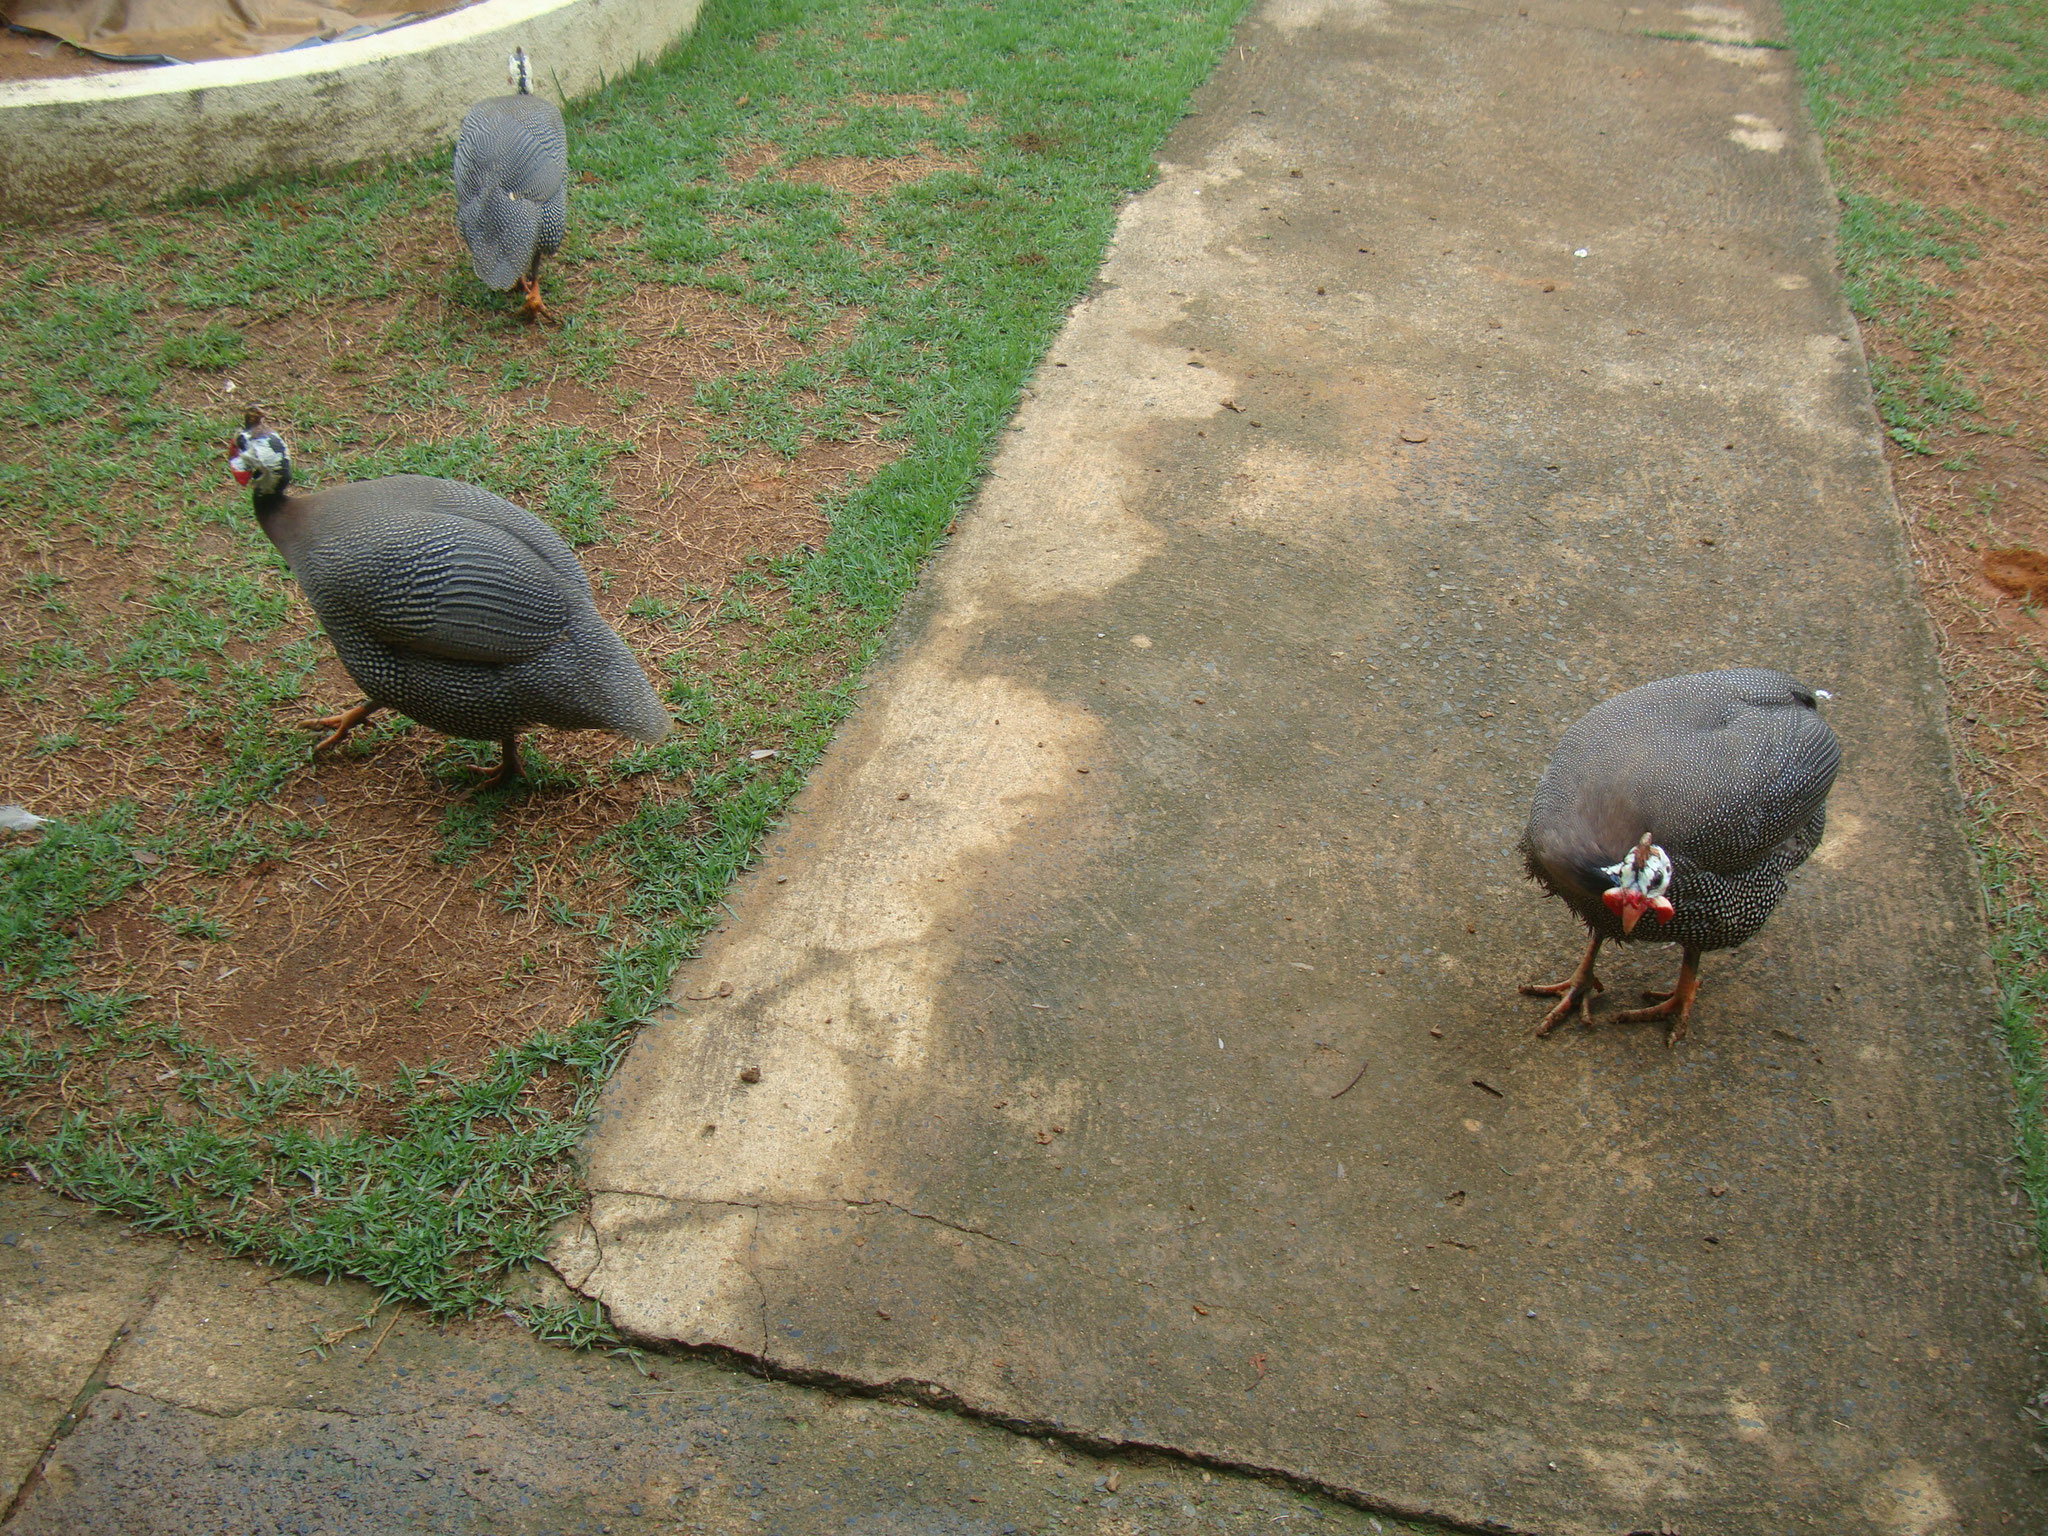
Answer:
304, 701, 380, 754
1611, 952, 1702, 1047
456, 738, 524, 798
1523, 974, 1603, 1035
1522, 934, 1603, 1036
515, 277, 556, 324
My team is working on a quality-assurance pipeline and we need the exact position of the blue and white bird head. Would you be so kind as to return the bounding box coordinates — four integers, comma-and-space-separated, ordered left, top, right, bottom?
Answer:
508, 47, 533, 94
227, 410, 292, 499
1600, 832, 1675, 935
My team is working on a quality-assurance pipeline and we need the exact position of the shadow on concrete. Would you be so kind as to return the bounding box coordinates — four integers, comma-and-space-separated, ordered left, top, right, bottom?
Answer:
560, 0, 2044, 1531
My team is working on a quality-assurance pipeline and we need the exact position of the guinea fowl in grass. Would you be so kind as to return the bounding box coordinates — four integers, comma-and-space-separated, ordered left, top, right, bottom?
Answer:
228, 411, 671, 790
1518, 668, 1841, 1045
454, 47, 568, 321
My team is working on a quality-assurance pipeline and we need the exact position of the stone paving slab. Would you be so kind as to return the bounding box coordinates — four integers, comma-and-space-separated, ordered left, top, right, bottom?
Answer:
0, 1184, 1410, 1534
0, 1183, 169, 1507
558, 0, 2044, 1530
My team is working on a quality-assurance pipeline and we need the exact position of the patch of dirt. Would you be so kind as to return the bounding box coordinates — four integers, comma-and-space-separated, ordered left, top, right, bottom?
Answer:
847, 90, 970, 114
63, 777, 646, 1069
1, 194, 906, 1081
724, 142, 978, 203
781, 146, 978, 202
1847, 82, 2048, 434
1846, 84, 2048, 855
724, 145, 783, 181
1985, 546, 2048, 607
612, 280, 865, 381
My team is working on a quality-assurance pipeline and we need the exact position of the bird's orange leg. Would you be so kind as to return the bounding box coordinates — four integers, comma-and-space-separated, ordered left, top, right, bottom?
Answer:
516, 275, 555, 324
1612, 945, 1703, 1047
1523, 932, 1604, 1036
303, 701, 380, 754
460, 736, 524, 797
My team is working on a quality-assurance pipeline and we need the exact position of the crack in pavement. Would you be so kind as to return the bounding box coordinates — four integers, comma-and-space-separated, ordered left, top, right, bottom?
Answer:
551, 1301, 1537, 1536
2, 1256, 173, 1525
744, 1204, 770, 1359
584, 1187, 1023, 1248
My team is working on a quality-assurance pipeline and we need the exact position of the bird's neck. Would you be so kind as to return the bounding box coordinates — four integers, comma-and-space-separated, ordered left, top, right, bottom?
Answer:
251, 486, 314, 566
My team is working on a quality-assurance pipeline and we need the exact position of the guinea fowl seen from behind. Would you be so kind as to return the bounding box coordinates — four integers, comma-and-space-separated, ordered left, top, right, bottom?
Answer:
1518, 668, 1841, 1044
228, 411, 671, 790
454, 48, 568, 321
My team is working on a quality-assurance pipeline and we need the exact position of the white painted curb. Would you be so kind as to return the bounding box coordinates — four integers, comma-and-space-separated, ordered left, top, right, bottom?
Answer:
1, 0, 702, 220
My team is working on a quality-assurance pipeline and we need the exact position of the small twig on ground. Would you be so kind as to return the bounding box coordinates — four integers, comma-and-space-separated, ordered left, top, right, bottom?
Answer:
365, 1309, 402, 1358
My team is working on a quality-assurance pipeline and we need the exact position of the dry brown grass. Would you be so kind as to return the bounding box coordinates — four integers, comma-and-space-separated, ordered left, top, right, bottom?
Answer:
1847, 85, 2048, 860
723, 142, 978, 204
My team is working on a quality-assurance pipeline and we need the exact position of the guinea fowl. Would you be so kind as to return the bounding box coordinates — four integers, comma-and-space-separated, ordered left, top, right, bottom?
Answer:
453, 48, 568, 321
227, 411, 670, 789
1518, 668, 1840, 1044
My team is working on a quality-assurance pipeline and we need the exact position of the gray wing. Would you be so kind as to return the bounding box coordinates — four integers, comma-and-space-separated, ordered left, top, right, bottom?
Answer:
295, 481, 575, 665
409, 476, 594, 598
1541, 669, 1841, 878
453, 94, 569, 290
1651, 669, 1840, 874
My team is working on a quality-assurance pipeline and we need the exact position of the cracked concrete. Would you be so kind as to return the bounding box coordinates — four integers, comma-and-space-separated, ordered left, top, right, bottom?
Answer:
560, 0, 2045, 1530
578, 1190, 1065, 1256
0, 1182, 1444, 1534
0, 1183, 170, 1508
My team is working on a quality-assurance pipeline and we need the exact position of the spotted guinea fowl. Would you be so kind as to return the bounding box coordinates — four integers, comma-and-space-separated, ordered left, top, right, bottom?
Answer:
227, 411, 670, 789
453, 48, 568, 321
1518, 668, 1840, 1044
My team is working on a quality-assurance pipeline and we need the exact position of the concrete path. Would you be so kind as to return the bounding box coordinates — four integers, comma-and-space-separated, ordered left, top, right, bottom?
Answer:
558, 0, 2044, 1530
0, 1183, 1416, 1533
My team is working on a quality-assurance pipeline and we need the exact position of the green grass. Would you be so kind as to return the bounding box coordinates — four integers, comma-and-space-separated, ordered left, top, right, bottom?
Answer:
1834, 195, 1981, 454
1781, 0, 2046, 453
1780, 0, 2048, 1274
1980, 828, 2048, 1254
1784, 0, 2047, 124
0, 0, 1252, 1315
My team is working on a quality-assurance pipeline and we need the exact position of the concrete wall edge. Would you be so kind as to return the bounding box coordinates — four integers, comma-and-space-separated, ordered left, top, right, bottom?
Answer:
1, 0, 702, 219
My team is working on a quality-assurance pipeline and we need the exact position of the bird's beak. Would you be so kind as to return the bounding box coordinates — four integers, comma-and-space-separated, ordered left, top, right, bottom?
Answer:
1619, 900, 1644, 936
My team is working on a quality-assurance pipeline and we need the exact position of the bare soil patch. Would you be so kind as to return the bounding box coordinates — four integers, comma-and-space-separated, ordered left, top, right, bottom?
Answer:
724, 144, 783, 181
847, 90, 970, 114
724, 142, 978, 202
782, 146, 977, 200
2, 195, 909, 1082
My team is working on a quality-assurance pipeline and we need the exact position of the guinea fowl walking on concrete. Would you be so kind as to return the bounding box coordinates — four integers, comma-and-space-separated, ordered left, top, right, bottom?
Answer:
1518, 668, 1840, 1044
453, 48, 568, 321
228, 411, 671, 789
